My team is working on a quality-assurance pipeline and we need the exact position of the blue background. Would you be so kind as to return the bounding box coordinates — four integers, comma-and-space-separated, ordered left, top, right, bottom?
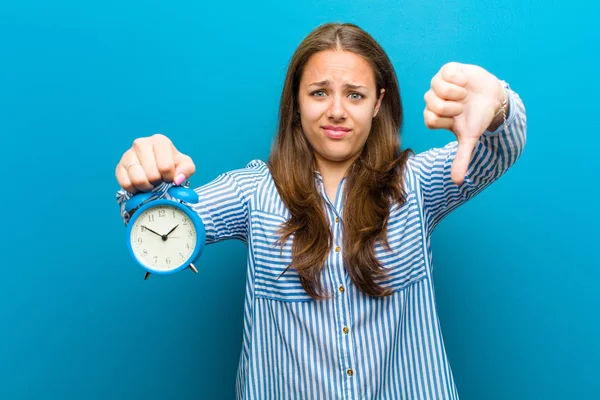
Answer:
1, 0, 598, 399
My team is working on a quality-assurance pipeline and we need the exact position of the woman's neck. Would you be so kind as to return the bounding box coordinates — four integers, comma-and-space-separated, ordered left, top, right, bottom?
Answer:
315, 156, 355, 203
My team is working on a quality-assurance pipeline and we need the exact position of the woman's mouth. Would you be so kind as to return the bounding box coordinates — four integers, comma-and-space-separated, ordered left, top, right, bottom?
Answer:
322, 125, 351, 140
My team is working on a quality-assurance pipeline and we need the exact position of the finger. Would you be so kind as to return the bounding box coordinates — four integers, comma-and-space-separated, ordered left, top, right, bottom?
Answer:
117, 149, 151, 192
173, 151, 196, 185
133, 137, 162, 186
431, 73, 468, 102
424, 90, 464, 118
115, 158, 136, 193
152, 134, 176, 183
127, 162, 153, 192
440, 62, 468, 87
451, 137, 478, 185
423, 108, 454, 130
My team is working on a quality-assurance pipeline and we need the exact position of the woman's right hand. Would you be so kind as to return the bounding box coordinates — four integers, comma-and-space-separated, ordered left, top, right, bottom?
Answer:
115, 134, 196, 193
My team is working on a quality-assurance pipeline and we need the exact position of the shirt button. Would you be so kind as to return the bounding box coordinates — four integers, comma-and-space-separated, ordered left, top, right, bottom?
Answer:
335, 217, 340, 223
347, 369, 354, 376
343, 326, 349, 334
339, 285, 345, 293
335, 246, 341, 252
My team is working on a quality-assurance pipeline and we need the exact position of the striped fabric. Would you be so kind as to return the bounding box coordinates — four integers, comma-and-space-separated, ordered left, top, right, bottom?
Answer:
117, 81, 527, 399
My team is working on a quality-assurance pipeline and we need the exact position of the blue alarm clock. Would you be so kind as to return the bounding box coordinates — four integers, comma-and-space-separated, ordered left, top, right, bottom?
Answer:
124, 182, 206, 280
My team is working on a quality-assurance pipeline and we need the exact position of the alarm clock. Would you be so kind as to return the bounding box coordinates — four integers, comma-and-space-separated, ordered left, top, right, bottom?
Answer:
123, 182, 206, 280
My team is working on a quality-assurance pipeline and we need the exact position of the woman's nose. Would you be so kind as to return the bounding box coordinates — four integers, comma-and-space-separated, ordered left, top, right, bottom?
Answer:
326, 95, 347, 120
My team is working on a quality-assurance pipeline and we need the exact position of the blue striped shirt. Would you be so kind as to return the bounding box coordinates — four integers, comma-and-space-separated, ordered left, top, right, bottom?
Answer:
117, 81, 527, 399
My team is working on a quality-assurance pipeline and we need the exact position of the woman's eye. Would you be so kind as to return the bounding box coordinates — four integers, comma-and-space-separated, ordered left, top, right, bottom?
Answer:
312, 90, 327, 97
349, 93, 363, 100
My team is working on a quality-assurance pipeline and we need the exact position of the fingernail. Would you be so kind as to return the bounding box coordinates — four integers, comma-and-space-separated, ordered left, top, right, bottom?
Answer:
174, 173, 186, 185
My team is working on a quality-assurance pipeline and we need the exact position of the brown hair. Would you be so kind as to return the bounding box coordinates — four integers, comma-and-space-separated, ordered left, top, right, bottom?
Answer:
268, 22, 413, 299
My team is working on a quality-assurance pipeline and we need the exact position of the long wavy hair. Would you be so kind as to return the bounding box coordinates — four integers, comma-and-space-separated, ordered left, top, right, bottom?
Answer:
268, 23, 413, 300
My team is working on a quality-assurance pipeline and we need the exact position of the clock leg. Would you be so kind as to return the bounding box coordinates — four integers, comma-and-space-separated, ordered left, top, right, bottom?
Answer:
144, 272, 151, 280
189, 263, 198, 274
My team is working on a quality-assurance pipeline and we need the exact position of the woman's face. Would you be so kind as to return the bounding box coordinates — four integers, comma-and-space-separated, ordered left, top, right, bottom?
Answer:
298, 50, 384, 174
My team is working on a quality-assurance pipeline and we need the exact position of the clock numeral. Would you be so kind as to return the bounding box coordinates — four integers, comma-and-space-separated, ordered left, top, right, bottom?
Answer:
172, 210, 176, 218
182, 218, 188, 225
148, 215, 155, 223
153, 256, 158, 265
142, 249, 148, 257
141, 226, 147, 232
137, 237, 143, 244
179, 252, 184, 260
188, 230, 193, 237
165, 257, 171, 265
159, 210, 166, 218
186, 243, 191, 250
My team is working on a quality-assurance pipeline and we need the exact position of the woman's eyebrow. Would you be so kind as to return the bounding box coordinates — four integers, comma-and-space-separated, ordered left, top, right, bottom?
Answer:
307, 80, 367, 90
307, 80, 330, 87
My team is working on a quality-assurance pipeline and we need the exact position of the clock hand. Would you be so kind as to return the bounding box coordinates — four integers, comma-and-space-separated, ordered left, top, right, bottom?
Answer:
164, 224, 179, 238
141, 225, 163, 238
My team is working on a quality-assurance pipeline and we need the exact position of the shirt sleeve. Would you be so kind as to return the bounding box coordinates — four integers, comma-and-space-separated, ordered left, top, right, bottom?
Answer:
116, 159, 267, 245
407, 81, 527, 232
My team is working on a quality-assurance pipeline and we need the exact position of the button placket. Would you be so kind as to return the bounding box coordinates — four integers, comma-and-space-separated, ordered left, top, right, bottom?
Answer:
319, 177, 356, 389
336, 277, 356, 383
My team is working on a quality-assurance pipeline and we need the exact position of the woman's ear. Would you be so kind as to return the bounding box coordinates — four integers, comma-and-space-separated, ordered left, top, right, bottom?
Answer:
373, 88, 386, 118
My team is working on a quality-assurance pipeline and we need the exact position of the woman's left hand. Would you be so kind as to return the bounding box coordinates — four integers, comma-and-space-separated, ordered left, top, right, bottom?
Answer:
423, 62, 506, 185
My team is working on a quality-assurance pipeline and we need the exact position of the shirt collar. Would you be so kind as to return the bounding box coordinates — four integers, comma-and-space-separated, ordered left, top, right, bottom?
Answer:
313, 170, 323, 181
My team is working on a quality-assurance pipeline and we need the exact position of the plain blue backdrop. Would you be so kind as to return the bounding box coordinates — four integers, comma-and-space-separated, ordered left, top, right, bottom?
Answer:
1, 0, 598, 399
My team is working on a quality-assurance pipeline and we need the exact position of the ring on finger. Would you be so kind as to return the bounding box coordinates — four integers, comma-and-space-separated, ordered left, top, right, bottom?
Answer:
123, 161, 142, 171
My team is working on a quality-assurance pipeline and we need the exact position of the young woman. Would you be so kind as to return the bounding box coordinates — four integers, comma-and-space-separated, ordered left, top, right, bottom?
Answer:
115, 23, 527, 400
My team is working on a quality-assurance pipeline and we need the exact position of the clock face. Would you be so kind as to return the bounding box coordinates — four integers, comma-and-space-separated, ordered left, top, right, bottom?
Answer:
130, 205, 197, 271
